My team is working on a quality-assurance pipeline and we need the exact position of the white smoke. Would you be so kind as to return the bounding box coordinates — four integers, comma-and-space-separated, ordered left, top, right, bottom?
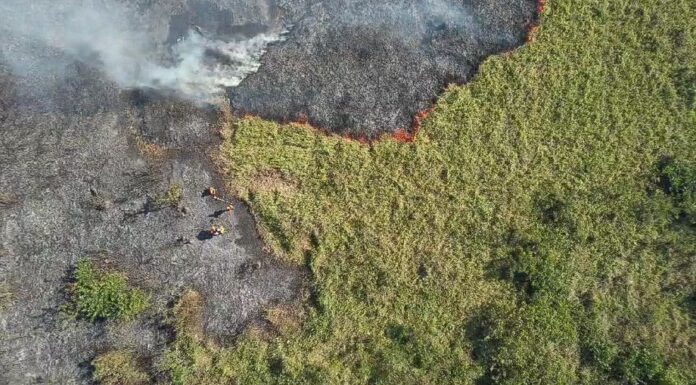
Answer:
0, 0, 284, 102
136, 31, 285, 101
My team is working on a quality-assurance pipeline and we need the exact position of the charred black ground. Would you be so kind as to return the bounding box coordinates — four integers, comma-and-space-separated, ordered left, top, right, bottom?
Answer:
0, 1, 302, 383
230, 0, 538, 137
0, 61, 304, 383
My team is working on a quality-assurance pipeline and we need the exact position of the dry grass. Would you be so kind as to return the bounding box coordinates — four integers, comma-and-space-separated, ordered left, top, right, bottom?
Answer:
92, 350, 149, 385
248, 170, 298, 196
132, 133, 169, 160
263, 302, 307, 335
0, 283, 13, 310
173, 289, 204, 341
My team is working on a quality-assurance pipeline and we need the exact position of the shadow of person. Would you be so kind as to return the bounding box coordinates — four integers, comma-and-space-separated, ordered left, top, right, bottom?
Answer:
209, 209, 227, 218
197, 230, 214, 241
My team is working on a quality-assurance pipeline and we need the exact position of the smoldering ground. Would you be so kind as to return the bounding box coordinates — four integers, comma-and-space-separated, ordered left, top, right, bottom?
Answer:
0, 0, 285, 102
0, 0, 537, 134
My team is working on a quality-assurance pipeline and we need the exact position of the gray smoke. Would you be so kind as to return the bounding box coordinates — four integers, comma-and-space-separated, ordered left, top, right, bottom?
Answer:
338, 0, 476, 34
334, 0, 517, 48
0, 0, 285, 102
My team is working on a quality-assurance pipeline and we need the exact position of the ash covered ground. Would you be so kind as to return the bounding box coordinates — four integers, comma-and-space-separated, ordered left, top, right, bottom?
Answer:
0, 1, 301, 383
232, 0, 538, 136
0, 0, 536, 383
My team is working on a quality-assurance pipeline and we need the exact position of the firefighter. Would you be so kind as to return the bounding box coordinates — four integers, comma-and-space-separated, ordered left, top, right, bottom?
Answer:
208, 224, 225, 236
226, 204, 234, 214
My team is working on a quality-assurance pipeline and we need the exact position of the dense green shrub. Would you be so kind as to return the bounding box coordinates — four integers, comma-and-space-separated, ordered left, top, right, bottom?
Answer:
92, 350, 149, 385
502, 235, 573, 301
481, 299, 579, 385
617, 349, 682, 385
70, 260, 148, 321
578, 311, 620, 372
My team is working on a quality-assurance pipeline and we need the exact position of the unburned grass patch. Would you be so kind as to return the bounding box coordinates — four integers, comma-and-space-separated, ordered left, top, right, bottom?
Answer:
248, 170, 298, 197
263, 302, 307, 335
173, 289, 204, 341
66, 260, 148, 322
160, 290, 234, 385
132, 133, 169, 161
0, 282, 13, 310
0, 193, 18, 208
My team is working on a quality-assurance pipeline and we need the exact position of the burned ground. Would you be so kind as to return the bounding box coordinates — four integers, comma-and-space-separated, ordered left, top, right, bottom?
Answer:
231, 0, 538, 136
0, 66, 303, 384
0, 2, 303, 383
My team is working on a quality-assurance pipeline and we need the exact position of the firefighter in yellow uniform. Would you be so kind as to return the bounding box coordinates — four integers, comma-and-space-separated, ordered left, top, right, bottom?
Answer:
209, 224, 226, 236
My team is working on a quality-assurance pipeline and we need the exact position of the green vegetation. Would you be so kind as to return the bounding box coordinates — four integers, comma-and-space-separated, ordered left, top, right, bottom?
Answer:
92, 350, 149, 385
152, 183, 183, 208
158, 0, 696, 384
70, 260, 148, 321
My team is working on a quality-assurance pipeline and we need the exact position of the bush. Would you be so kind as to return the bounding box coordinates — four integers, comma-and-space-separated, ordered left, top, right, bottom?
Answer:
70, 260, 148, 321
617, 349, 680, 385
482, 299, 580, 385
92, 350, 149, 385
579, 312, 619, 372
497, 234, 573, 302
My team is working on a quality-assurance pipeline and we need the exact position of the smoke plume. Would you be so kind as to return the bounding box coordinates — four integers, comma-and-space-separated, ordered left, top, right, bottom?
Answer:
0, 0, 284, 102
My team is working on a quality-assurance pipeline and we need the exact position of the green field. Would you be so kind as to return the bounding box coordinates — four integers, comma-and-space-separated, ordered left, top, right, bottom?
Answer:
162, 1, 695, 384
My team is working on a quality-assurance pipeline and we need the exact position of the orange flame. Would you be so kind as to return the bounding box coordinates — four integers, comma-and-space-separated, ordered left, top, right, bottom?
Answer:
526, 0, 545, 43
